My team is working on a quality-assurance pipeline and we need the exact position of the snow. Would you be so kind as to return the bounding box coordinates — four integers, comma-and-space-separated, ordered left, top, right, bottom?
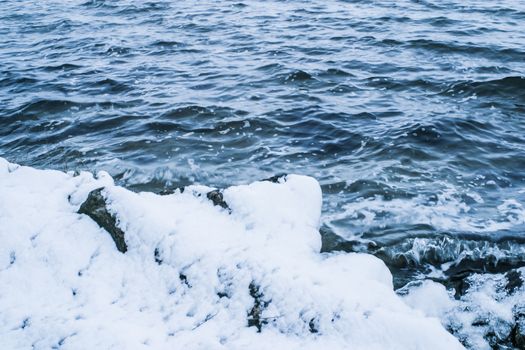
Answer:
0, 158, 463, 349
402, 281, 456, 320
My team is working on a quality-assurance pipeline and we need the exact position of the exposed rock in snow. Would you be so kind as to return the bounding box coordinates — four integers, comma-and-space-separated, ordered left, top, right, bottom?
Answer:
0, 158, 463, 349
515, 315, 525, 349
78, 188, 127, 253
205, 189, 230, 210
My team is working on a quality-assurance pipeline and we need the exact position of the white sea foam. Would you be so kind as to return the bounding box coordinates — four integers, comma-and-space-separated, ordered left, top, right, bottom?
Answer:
324, 185, 525, 240
0, 158, 462, 349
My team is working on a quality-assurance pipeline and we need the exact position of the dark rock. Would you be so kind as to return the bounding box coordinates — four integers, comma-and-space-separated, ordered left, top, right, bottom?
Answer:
179, 273, 190, 287
20, 318, 30, 330
513, 313, 525, 349
449, 276, 471, 299
319, 224, 377, 254
443, 260, 525, 299
515, 326, 525, 349
444, 258, 491, 278
154, 248, 163, 265
247, 282, 270, 332
78, 188, 127, 253
206, 190, 230, 210
217, 291, 229, 299
506, 270, 524, 294
309, 318, 319, 334
158, 187, 185, 196
158, 189, 175, 195
262, 174, 287, 183
471, 317, 490, 327
445, 257, 525, 278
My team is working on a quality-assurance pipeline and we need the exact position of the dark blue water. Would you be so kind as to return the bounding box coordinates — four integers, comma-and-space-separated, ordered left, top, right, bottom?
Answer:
1, 0, 525, 288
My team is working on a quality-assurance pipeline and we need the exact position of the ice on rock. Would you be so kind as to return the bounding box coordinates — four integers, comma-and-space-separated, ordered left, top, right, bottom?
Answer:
0, 158, 463, 349
402, 269, 525, 349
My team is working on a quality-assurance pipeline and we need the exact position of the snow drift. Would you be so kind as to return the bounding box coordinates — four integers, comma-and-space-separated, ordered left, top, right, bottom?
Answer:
0, 158, 463, 349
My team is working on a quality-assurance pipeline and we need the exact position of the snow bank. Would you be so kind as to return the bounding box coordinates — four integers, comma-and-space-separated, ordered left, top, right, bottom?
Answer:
0, 158, 463, 349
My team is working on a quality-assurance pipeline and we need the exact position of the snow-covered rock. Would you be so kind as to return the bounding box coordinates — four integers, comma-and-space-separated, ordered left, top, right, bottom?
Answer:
0, 158, 463, 349
402, 269, 525, 350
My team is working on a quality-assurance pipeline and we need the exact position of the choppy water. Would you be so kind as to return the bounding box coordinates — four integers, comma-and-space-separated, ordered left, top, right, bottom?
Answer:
1, 0, 525, 296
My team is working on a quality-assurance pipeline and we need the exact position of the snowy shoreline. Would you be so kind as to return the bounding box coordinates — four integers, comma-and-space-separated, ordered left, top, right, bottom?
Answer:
0, 158, 464, 349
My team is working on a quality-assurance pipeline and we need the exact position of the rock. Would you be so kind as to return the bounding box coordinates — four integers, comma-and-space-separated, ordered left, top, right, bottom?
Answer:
506, 270, 524, 294
206, 190, 230, 210
158, 187, 185, 196
154, 248, 163, 265
78, 188, 127, 253
262, 174, 287, 183
513, 317, 525, 349
247, 282, 269, 332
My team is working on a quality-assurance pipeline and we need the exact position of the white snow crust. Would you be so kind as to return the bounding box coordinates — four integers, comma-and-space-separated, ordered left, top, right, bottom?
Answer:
0, 158, 463, 349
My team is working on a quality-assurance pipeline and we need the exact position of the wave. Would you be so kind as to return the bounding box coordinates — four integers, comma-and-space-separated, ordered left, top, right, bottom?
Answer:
442, 76, 525, 100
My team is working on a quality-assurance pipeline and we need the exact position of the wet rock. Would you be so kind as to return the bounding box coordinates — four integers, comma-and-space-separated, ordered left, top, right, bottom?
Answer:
445, 257, 496, 277
319, 224, 376, 253
78, 188, 127, 253
158, 187, 185, 196
206, 190, 230, 210
262, 174, 287, 183
247, 282, 270, 332
511, 308, 525, 349
505, 270, 524, 294
449, 276, 471, 299
514, 317, 525, 349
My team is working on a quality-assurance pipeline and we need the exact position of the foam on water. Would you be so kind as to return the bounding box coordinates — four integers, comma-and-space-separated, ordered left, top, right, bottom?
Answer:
323, 183, 525, 242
